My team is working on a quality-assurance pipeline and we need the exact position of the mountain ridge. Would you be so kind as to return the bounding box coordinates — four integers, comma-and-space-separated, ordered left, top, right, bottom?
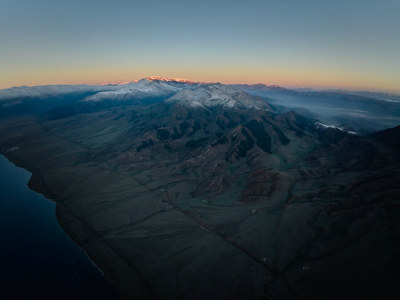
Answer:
0, 84, 399, 299
1, 77, 400, 133
166, 84, 271, 110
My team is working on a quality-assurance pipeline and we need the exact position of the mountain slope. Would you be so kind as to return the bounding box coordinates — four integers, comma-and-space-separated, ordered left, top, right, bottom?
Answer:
371, 125, 400, 154
2, 78, 399, 134
1, 93, 399, 299
84, 79, 181, 102
0, 78, 399, 299
166, 84, 271, 110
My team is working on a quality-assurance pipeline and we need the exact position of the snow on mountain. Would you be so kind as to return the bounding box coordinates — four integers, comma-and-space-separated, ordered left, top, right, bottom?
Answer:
166, 84, 270, 110
315, 122, 358, 135
145, 76, 198, 84
83, 79, 181, 102
0, 78, 187, 103
0, 79, 271, 110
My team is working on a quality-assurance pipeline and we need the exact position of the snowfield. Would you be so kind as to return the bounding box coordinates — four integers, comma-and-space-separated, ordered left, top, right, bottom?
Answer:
166, 84, 270, 110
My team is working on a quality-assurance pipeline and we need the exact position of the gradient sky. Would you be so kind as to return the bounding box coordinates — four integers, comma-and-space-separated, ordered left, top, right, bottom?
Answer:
1, 0, 399, 92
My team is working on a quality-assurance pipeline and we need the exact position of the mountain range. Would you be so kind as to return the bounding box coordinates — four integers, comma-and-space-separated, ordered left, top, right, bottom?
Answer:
0, 77, 399, 299
2, 77, 400, 133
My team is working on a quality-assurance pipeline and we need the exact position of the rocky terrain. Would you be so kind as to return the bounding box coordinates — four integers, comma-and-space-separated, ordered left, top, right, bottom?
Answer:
0, 80, 399, 299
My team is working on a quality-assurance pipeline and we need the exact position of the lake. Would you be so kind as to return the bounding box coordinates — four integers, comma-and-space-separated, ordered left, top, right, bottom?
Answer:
0, 155, 120, 299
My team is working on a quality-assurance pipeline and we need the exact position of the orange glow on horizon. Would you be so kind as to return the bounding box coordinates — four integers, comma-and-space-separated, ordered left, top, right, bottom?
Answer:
1, 67, 399, 94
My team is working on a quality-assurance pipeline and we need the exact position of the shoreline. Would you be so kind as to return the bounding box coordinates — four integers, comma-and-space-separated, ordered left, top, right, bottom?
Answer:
2, 153, 124, 300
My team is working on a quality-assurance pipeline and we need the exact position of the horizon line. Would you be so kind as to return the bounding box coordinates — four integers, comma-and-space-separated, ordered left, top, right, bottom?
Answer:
1, 77, 399, 96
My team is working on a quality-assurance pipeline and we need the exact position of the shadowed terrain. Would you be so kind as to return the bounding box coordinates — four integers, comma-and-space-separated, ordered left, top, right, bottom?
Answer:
0, 81, 399, 299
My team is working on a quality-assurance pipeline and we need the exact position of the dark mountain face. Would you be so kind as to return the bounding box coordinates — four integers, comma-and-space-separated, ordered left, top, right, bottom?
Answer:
0, 82, 399, 299
371, 125, 400, 154
97, 103, 314, 202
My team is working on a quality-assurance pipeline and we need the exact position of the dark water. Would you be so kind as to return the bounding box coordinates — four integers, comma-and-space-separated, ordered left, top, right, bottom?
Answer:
0, 155, 120, 300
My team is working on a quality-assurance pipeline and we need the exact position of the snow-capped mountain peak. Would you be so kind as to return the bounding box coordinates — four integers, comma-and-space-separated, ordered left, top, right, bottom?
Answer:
166, 84, 270, 110
145, 76, 197, 84
83, 78, 181, 102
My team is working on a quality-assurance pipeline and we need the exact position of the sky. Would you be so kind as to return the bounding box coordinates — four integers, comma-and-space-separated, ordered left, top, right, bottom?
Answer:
1, 0, 399, 92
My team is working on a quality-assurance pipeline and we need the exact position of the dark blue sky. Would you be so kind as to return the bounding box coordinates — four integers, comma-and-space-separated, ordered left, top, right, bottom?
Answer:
1, 0, 399, 92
